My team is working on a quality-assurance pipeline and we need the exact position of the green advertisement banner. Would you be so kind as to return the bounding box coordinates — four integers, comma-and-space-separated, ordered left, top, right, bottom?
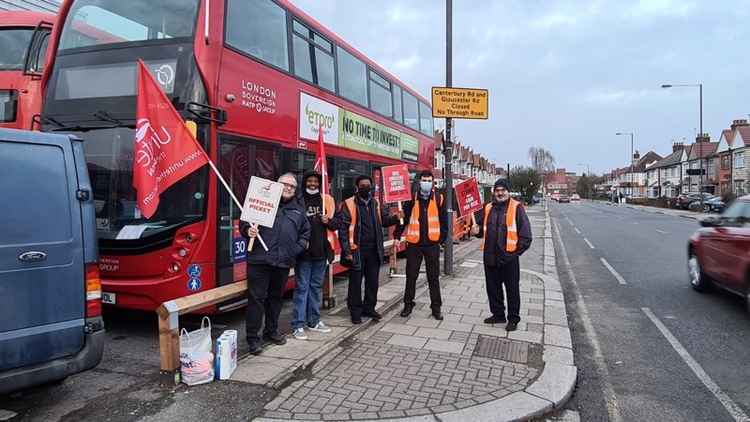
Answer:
338, 109, 419, 162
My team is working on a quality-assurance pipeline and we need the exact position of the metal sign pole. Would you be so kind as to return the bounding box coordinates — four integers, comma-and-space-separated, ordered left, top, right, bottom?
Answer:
443, 0, 454, 276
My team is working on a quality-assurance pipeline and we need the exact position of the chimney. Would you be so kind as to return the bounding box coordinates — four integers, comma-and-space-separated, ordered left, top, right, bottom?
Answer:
731, 119, 749, 131
672, 142, 684, 153
696, 134, 710, 143
632, 150, 640, 164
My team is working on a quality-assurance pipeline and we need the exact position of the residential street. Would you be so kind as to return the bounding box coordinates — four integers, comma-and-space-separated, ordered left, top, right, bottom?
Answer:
550, 200, 750, 422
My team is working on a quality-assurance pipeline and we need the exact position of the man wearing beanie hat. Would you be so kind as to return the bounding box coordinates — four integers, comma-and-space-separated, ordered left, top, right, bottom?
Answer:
471, 178, 532, 331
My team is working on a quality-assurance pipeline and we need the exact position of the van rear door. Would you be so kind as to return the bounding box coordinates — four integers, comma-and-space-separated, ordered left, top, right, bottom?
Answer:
0, 130, 85, 371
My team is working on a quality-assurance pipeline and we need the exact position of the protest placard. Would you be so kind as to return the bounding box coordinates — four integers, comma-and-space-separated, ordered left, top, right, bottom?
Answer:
381, 164, 412, 224
455, 177, 482, 216
240, 176, 283, 250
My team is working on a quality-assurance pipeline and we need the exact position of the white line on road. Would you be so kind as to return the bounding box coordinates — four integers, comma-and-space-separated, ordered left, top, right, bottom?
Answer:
553, 221, 623, 422
600, 258, 627, 285
642, 308, 750, 422
655, 229, 668, 234
584, 238, 595, 249
574, 227, 581, 234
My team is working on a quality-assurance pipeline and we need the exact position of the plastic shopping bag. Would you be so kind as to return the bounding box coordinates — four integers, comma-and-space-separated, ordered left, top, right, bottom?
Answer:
179, 316, 215, 386
215, 330, 238, 380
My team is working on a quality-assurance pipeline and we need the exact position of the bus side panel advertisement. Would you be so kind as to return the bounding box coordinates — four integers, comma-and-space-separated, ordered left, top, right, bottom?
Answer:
299, 92, 339, 145
381, 164, 412, 204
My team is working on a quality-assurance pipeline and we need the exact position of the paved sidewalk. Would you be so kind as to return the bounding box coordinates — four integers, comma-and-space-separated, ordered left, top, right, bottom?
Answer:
621, 203, 702, 220
252, 206, 576, 422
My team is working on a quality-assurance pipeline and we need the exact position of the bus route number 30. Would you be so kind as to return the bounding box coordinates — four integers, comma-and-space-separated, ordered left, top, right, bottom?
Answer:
233, 237, 247, 262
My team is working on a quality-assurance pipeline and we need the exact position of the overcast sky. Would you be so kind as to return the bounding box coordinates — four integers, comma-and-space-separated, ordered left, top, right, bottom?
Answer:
292, 0, 750, 175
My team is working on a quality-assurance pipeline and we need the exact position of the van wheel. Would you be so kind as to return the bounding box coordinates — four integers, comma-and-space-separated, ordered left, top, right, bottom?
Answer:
688, 255, 710, 292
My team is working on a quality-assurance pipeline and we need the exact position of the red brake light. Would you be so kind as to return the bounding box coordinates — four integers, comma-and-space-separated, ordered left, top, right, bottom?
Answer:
86, 263, 102, 318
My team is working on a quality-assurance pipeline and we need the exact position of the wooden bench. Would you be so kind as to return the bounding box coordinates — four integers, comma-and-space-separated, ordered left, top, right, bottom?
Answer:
156, 280, 247, 385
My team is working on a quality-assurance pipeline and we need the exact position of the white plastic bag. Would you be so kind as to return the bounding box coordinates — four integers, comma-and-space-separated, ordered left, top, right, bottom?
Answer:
215, 330, 238, 380
179, 316, 215, 386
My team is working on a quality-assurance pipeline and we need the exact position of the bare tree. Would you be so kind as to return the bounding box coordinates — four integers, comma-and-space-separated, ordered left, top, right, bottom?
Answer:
528, 147, 556, 174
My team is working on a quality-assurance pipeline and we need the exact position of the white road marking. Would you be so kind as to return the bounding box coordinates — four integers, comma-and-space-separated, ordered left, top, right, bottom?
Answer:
655, 229, 668, 234
553, 221, 623, 422
574, 227, 581, 234
642, 307, 750, 422
583, 238, 595, 249
600, 258, 627, 285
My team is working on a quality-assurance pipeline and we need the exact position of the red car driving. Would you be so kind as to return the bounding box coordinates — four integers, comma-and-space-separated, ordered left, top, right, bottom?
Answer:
688, 195, 750, 312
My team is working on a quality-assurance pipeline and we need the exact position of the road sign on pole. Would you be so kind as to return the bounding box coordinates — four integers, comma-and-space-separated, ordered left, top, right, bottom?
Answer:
431, 87, 489, 119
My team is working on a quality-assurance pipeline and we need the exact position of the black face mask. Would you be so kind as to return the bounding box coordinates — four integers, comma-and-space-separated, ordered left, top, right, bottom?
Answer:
357, 186, 372, 199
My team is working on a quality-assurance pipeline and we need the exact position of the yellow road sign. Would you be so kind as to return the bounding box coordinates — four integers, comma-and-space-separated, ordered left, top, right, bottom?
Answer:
431, 87, 488, 119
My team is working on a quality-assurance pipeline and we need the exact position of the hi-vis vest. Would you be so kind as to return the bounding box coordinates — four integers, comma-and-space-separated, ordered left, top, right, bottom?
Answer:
479, 199, 520, 253
343, 196, 381, 251
405, 191, 441, 244
323, 193, 336, 247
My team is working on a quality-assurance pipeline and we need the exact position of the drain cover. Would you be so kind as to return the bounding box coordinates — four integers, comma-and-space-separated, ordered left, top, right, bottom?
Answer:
473, 335, 543, 366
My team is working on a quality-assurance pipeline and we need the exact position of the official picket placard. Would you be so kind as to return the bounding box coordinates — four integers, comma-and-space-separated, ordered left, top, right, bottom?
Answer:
381, 164, 412, 204
455, 177, 483, 216
240, 176, 283, 228
431, 87, 488, 119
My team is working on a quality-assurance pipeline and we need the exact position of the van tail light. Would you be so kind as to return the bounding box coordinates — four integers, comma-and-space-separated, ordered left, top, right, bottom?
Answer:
85, 263, 102, 318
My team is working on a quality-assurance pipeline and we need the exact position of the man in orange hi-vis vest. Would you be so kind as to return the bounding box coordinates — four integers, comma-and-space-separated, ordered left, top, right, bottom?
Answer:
471, 178, 532, 331
394, 170, 448, 320
336, 175, 403, 324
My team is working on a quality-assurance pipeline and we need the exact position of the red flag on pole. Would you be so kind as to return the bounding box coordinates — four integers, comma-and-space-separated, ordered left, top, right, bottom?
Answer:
314, 124, 329, 201
133, 60, 208, 219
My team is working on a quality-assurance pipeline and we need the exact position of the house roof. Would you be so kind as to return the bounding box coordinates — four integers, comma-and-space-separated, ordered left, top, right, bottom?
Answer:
688, 142, 719, 160
652, 148, 684, 169
736, 126, 750, 147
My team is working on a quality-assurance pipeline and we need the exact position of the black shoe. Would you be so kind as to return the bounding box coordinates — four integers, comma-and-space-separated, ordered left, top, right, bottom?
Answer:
432, 311, 444, 321
248, 343, 263, 355
484, 315, 507, 324
505, 322, 518, 332
363, 311, 382, 322
400, 304, 414, 318
351, 317, 363, 324
263, 333, 287, 345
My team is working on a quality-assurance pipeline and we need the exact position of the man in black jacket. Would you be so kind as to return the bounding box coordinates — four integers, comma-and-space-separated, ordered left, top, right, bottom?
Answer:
336, 175, 402, 324
241, 173, 310, 354
291, 170, 340, 340
471, 178, 532, 331
394, 170, 448, 320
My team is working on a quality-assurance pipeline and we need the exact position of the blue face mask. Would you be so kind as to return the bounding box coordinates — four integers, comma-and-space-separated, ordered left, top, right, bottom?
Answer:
419, 181, 432, 195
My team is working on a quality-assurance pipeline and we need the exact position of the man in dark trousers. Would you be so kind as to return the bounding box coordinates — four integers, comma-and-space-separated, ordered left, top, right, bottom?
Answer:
471, 178, 532, 331
394, 170, 448, 320
241, 173, 310, 354
337, 175, 403, 324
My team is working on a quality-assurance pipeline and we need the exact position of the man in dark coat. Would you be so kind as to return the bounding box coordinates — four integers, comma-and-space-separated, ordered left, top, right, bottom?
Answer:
240, 173, 310, 354
393, 170, 448, 320
472, 178, 533, 331
336, 175, 402, 324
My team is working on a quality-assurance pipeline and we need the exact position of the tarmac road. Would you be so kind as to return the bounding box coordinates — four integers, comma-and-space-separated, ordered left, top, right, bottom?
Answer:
550, 200, 750, 422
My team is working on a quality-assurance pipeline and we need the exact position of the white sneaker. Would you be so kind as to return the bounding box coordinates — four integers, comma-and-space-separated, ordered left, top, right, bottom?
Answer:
292, 327, 308, 340
308, 321, 332, 333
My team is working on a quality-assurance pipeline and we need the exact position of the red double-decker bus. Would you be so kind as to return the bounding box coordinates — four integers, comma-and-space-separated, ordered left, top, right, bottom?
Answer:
41, 0, 437, 312
0, 11, 54, 130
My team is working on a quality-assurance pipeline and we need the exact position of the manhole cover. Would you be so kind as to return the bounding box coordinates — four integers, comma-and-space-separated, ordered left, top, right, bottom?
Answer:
473, 335, 543, 366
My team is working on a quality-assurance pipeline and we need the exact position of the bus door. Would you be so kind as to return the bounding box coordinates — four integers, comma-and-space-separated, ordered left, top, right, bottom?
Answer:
216, 136, 280, 288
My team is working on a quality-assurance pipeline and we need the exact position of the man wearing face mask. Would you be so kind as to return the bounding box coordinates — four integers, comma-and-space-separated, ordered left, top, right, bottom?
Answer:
241, 173, 310, 354
393, 170, 448, 319
471, 178, 532, 331
336, 175, 403, 324
291, 171, 340, 340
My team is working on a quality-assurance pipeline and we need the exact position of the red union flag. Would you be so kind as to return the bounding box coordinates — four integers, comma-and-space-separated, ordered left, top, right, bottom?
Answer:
133, 60, 208, 218
314, 125, 329, 197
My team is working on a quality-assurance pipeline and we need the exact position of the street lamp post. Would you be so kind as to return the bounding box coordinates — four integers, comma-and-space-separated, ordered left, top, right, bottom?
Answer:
616, 132, 634, 200
661, 83, 703, 208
